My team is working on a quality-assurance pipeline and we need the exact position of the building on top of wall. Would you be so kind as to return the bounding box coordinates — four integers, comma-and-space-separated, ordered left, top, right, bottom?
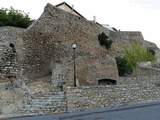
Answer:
56, 2, 86, 19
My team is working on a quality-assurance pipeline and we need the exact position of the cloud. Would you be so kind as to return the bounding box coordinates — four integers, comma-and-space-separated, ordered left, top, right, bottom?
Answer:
129, 0, 160, 10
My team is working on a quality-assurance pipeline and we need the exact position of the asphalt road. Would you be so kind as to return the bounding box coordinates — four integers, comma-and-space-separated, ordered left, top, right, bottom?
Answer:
9, 102, 160, 120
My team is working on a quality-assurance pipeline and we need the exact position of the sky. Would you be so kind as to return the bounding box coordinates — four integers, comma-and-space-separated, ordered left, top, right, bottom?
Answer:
0, 0, 160, 48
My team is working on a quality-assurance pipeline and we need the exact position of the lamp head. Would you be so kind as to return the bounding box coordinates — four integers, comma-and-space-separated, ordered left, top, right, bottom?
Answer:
72, 43, 77, 49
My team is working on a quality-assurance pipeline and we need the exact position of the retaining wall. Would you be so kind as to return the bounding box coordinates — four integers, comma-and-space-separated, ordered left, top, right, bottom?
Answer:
66, 83, 160, 112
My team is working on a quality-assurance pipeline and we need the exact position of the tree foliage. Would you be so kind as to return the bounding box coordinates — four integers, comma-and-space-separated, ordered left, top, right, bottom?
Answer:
124, 42, 155, 69
116, 56, 133, 76
0, 7, 33, 28
98, 32, 113, 49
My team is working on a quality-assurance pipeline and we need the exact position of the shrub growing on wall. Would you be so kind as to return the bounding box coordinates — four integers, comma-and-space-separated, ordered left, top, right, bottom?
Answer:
98, 32, 113, 49
115, 56, 133, 76
0, 7, 33, 28
147, 47, 156, 56
124, 42, 155, 69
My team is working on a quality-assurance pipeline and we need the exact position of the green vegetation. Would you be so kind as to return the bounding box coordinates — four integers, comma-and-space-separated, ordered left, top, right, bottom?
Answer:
116, 57, 133, 76
124, 42, 155, 69
0, 7, 33, 28
116, 42, 155, 76
98, 32, 113, 49
147, 47, 156, 56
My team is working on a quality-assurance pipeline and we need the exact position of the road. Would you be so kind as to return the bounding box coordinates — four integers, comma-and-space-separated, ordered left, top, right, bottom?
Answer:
9, 101, 160, 120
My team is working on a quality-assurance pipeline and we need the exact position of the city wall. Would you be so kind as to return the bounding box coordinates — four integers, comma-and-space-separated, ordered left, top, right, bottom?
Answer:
66, 83, 160, 112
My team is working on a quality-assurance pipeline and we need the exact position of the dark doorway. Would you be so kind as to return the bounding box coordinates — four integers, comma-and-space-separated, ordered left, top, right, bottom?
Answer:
98, 79, 117, 85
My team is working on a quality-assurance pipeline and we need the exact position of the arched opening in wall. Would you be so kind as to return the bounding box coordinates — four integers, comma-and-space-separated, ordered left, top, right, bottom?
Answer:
98, 79, 117, 85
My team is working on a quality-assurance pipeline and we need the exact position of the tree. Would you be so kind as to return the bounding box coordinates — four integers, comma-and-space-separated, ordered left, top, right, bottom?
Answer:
115, 56, 133, 76
98, 32, 113, 49
0, 7, 33, 28
124, 42, 155, 69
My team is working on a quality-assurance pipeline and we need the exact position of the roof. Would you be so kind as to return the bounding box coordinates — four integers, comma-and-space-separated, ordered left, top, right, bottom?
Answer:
56, 2, 86, 19
102, 24, 117, 31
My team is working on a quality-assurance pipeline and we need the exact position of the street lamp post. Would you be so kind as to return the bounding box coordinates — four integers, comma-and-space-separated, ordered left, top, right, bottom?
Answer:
72, 43, 77, 87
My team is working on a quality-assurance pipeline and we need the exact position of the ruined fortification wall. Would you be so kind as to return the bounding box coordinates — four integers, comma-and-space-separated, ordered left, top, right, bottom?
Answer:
66, 83, 160, 112
108, 31, 144, 57
118, 75, 160, 85
0, 81, 24, 116
109, 31, 159, 57
21, 3, 118, 85
0, 27, 24, 80
110, 31, 144, 42
0, 80, 66, 117
0, 26, 24, 46
1, 77, 160, 118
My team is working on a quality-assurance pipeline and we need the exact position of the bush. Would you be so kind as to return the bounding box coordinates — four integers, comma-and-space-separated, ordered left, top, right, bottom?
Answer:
124, 42, 155, 69
98, 32, 113, 49
115, 56, 133, 76
147, 48, 155, 56
0, 7, 33, 28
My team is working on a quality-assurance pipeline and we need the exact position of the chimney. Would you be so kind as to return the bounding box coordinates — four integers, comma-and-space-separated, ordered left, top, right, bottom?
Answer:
93, 16, 96, 23
71, 5, 74, 13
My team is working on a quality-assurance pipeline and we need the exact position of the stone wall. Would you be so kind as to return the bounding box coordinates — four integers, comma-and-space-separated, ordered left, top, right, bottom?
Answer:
108, 31, 144, 57
21, 3, 118, 85
0, 81, 24, 115
0, 26, 24, 80
110, 31, 144, 43
66, 83, 160, 112
109, 31, 159, 57
1, 74, 160, 118
0, 80, 66, 117
118, 75, 160, 85
134, 66, 160, 76
0, 26, 24, 46
0, 46, 16, 79
0, 3, 160, 119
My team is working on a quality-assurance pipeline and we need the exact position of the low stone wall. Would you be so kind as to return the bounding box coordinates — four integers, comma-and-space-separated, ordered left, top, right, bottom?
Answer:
135, 66, 160, 76
0, 80, 66, 117
66, 84, 160, 112
1, 79, 160, 118
118, 75, 160, 85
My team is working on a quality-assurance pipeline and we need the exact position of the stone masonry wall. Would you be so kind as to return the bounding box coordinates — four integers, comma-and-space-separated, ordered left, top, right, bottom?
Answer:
110, 31, 144, 43
0, 80, 66, 118
0, 26, 24, 80
108, 31, 145, 57
0, 46, 17, 80
21, 3, 118, 85
2, 77, 160, 117
118, 75, 160, 85
66, 83, 160, 112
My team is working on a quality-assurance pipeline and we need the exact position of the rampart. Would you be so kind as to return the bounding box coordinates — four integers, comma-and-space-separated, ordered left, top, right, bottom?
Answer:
0, 2, 160, 119
66, 83, 160, 112
21, 3, 118, 85
1, 77, 160, 118
110, 31, 144, 43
